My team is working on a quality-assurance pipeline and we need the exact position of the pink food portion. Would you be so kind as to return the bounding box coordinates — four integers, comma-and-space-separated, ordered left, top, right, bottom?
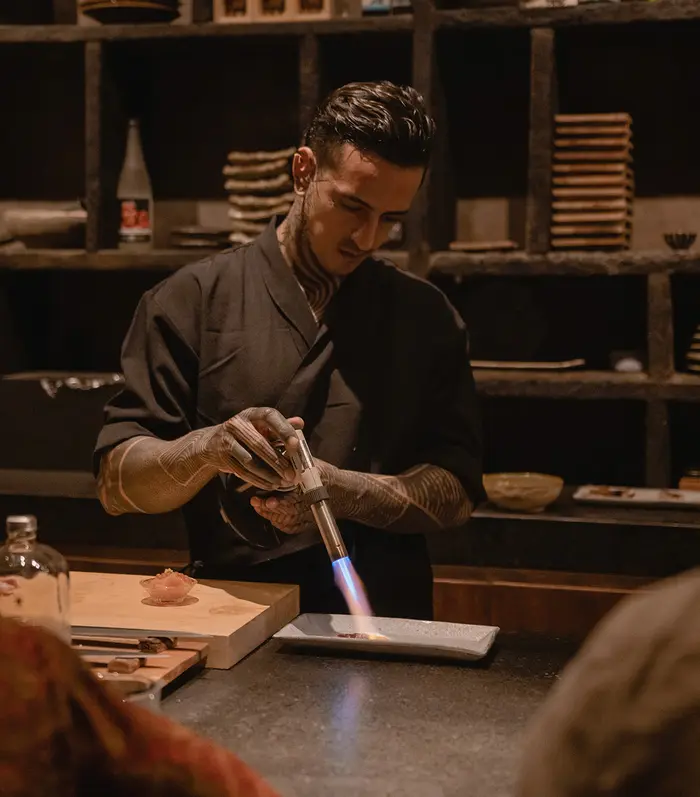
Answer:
142, 569, 196, 601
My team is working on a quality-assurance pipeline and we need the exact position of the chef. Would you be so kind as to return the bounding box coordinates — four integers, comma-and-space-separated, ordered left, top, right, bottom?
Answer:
94, 80, 484, 620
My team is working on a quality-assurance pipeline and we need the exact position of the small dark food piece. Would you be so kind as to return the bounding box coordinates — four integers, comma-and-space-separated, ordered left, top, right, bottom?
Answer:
338, 633, 387, 640
107, 657, 142, 674
138, 637, 167, 654
590, 486, 635, 498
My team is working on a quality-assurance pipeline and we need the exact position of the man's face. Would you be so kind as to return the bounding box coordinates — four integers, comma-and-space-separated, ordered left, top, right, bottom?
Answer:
298, 143, 424, 277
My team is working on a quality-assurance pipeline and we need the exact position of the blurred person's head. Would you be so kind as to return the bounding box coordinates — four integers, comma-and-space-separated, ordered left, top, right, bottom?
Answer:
517, 567, 700, 797
0, 615, 278, 797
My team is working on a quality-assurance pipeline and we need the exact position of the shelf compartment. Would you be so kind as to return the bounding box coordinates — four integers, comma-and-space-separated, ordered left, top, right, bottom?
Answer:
671, 274, 700, 373
669, 401, 700, 486
481, 397, 646, 486
318, 29, 412, 96
433, 28, 530, 251
432, 274, 647, 369
0, 43, 85, 250
557, 21, 700, 252
98, 36, 301, 248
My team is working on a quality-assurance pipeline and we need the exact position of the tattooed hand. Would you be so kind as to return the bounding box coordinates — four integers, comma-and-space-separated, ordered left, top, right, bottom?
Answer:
250, 460, 336, 534
194, 407, 304, 492
251, 458, 473, 536
98, 408, 305, 518
250, 490, 316, 535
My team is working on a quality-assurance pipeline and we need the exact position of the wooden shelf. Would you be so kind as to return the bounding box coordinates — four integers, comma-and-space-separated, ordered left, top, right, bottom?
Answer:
436, 0, 700, 31
474, 486, 700, 530
474, 370, 700, 400
0, 249, 218, 270
0, 9, 695, 502
0, 0, 696, 43
663, 372, 700, 400
0, 247, 409, 271
0, 16, 413, 44
475, 369, 649, 399
431, 249, 700, 277
0, 469, 96, 499
3, 247, 700, 275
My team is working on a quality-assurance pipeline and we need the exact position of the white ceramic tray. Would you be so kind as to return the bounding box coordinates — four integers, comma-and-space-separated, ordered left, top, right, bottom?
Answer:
574, 484, 700, 509
273, 614, 499, 662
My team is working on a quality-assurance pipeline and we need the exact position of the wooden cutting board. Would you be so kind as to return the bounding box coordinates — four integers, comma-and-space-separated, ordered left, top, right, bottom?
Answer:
83, 640, 210, 686
70, 572, 299, 669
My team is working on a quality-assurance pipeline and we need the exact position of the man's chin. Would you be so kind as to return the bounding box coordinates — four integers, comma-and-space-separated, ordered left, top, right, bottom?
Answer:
332, 250, 369, 275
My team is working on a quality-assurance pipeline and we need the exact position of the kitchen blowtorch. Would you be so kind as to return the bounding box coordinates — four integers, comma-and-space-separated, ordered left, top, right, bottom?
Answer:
287, 429, 349, 563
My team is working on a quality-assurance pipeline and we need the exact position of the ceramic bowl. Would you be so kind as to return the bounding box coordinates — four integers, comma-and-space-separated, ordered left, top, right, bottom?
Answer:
483, 472, 564, 513
140, 570, 196, 604
81, 0, 179, 23
664, 232, 697, 250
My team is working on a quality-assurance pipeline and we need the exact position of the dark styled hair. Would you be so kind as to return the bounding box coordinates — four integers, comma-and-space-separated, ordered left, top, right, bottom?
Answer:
303, 80, 436, 170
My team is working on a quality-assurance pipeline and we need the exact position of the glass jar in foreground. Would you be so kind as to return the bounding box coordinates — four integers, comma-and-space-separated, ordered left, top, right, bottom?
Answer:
0, 514, 70, 644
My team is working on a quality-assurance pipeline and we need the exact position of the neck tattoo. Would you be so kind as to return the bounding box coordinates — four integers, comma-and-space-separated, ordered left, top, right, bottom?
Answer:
277, 199, 341, 322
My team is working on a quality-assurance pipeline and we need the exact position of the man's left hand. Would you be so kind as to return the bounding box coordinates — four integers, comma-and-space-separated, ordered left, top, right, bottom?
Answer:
250, 459, 342, 534
250, 490, 317, 535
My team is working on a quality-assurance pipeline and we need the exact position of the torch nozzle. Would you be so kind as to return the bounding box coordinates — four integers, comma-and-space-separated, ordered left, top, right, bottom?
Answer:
289, 430, 349, 563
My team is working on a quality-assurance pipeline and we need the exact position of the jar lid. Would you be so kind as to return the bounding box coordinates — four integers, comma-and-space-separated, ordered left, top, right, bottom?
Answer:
6, 515, 37, 533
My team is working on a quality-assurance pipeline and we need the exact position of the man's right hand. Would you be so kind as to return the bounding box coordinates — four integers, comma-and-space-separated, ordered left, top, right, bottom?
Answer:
203, 407, 304, 491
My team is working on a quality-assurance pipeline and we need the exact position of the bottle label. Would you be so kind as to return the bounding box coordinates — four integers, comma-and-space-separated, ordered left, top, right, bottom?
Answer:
119, 198, 152, 243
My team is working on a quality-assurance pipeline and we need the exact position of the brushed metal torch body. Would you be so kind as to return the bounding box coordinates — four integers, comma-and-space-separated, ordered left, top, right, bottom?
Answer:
289, 430, 348, 563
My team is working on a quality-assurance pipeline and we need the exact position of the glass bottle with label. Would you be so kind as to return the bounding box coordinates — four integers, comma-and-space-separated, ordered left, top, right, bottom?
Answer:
0, 515, 70, 644
117, 118, 154, 251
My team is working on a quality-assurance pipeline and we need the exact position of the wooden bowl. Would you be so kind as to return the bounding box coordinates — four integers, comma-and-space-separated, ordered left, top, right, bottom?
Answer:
483, 472, 564, 513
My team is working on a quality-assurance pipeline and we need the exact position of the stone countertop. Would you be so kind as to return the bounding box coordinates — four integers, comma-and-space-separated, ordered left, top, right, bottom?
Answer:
162, 633, 577, 797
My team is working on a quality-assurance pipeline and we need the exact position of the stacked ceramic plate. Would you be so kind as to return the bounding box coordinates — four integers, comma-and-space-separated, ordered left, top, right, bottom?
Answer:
223, 146, 296, 246
79, 0, 180, 24
550, 112, 634, 250
687, 324, 700, 374
170, 226, 231, 250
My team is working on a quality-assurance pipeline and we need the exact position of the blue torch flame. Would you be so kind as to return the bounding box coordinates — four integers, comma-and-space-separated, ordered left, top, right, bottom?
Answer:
332, 556, 362, 606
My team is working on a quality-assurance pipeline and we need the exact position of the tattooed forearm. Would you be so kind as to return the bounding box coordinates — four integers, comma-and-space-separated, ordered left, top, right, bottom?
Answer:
327, 463, 473, 534
157, 426, 219, 486
98, 408, 300, 517
97, 431, 219, 517
97, 441, 149, 515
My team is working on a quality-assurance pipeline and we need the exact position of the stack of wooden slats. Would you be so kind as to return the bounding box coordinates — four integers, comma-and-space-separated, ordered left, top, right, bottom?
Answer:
686, 324, 700, 375
223, 146, 295, 245
550, 113, 634, 250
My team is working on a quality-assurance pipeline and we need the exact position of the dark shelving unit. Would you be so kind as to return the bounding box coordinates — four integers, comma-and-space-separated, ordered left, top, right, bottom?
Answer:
1, 0, 699, 500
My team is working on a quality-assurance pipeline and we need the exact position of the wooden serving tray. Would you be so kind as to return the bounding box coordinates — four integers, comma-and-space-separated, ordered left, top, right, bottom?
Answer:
82, 639, 210, 685
70, 572, 299, 670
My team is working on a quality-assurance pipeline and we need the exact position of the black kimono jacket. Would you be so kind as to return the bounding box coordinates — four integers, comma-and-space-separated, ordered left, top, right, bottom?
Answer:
94, 218, 484, 619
